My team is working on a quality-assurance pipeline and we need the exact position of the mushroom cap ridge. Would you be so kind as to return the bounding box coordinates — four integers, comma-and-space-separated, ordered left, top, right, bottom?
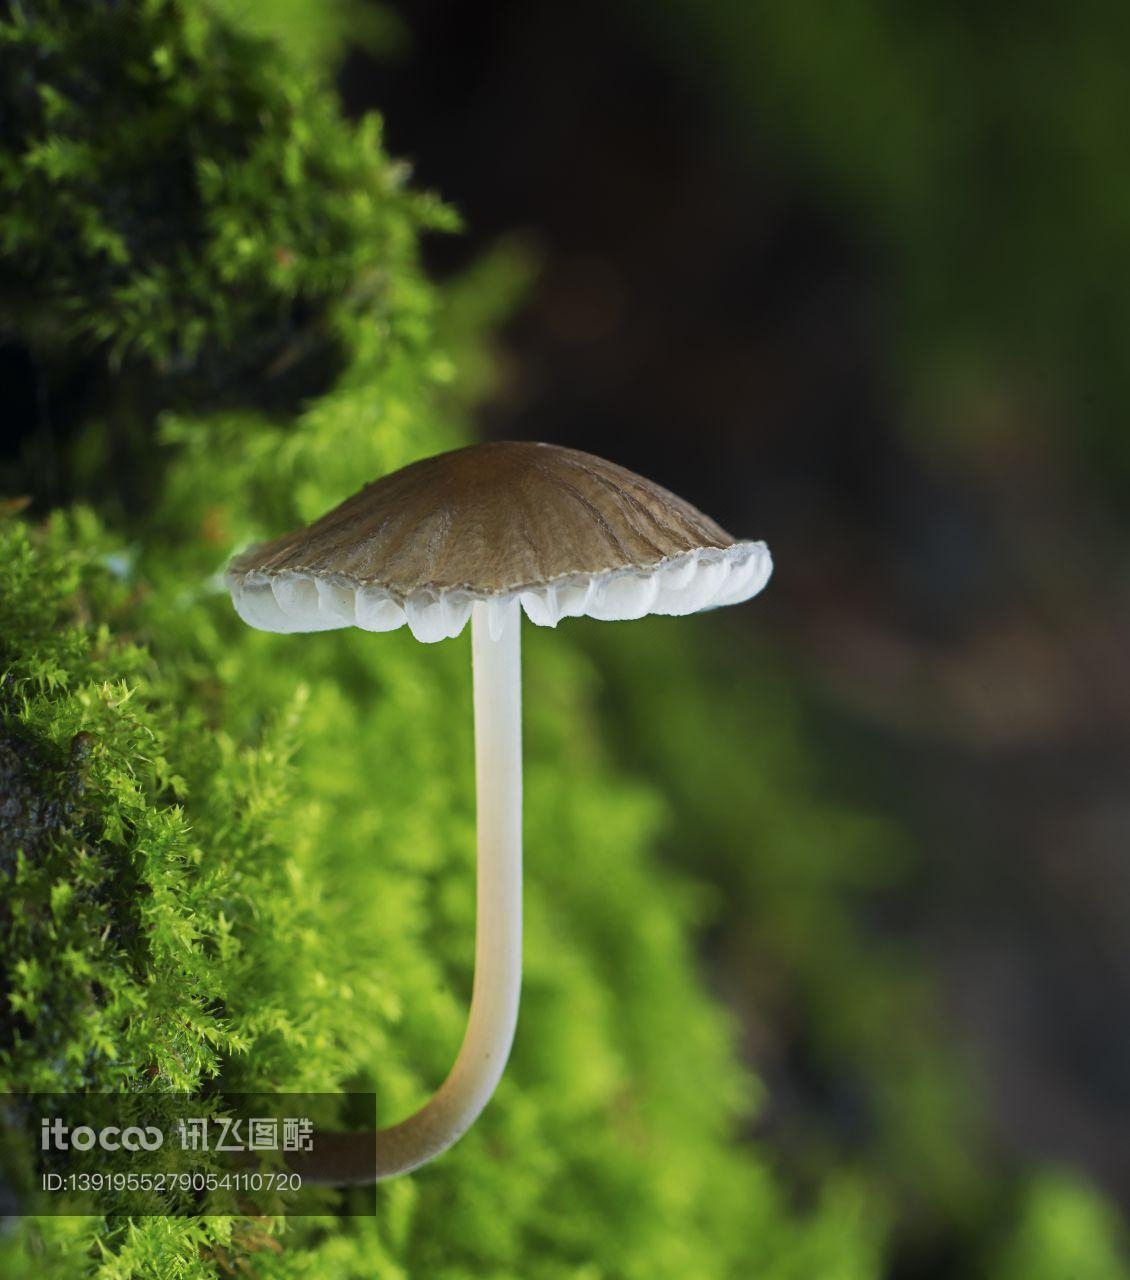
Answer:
227, 441, 772, 641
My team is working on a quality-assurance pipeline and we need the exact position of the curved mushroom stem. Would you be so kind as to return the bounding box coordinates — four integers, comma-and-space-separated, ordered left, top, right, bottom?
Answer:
373, 598, 523, 1177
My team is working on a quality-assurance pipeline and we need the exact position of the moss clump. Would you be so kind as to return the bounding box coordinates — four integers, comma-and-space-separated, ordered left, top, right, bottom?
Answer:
0, 0, 451, 387
0, 509, 330, 1098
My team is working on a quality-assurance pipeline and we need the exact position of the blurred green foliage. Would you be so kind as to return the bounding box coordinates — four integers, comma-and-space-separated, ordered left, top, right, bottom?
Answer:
0, 0, 1127, 1275
586, 620, 984, 1213
648, 0, 1130, 481
988, 1173, 1130, 1280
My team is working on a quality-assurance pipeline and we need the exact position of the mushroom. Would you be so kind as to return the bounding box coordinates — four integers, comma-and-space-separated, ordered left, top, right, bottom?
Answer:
226, 441, 772, 1179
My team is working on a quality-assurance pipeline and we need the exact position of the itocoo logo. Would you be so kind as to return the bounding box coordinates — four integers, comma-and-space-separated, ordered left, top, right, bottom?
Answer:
41, 1117, 164, 1152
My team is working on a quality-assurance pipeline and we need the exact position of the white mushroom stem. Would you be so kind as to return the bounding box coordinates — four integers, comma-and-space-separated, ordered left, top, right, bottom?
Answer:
374, 598, 523, 1178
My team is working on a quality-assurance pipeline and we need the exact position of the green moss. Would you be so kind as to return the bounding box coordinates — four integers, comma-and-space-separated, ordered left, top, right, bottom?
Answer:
0, 0, 451, 382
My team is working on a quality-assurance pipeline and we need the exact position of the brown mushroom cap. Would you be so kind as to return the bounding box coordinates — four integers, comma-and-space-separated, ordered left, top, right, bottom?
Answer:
227, 441, 771, 641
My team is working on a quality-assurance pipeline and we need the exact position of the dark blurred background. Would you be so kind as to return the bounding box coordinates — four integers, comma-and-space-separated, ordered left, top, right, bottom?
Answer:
341, 0, 1130, 1241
